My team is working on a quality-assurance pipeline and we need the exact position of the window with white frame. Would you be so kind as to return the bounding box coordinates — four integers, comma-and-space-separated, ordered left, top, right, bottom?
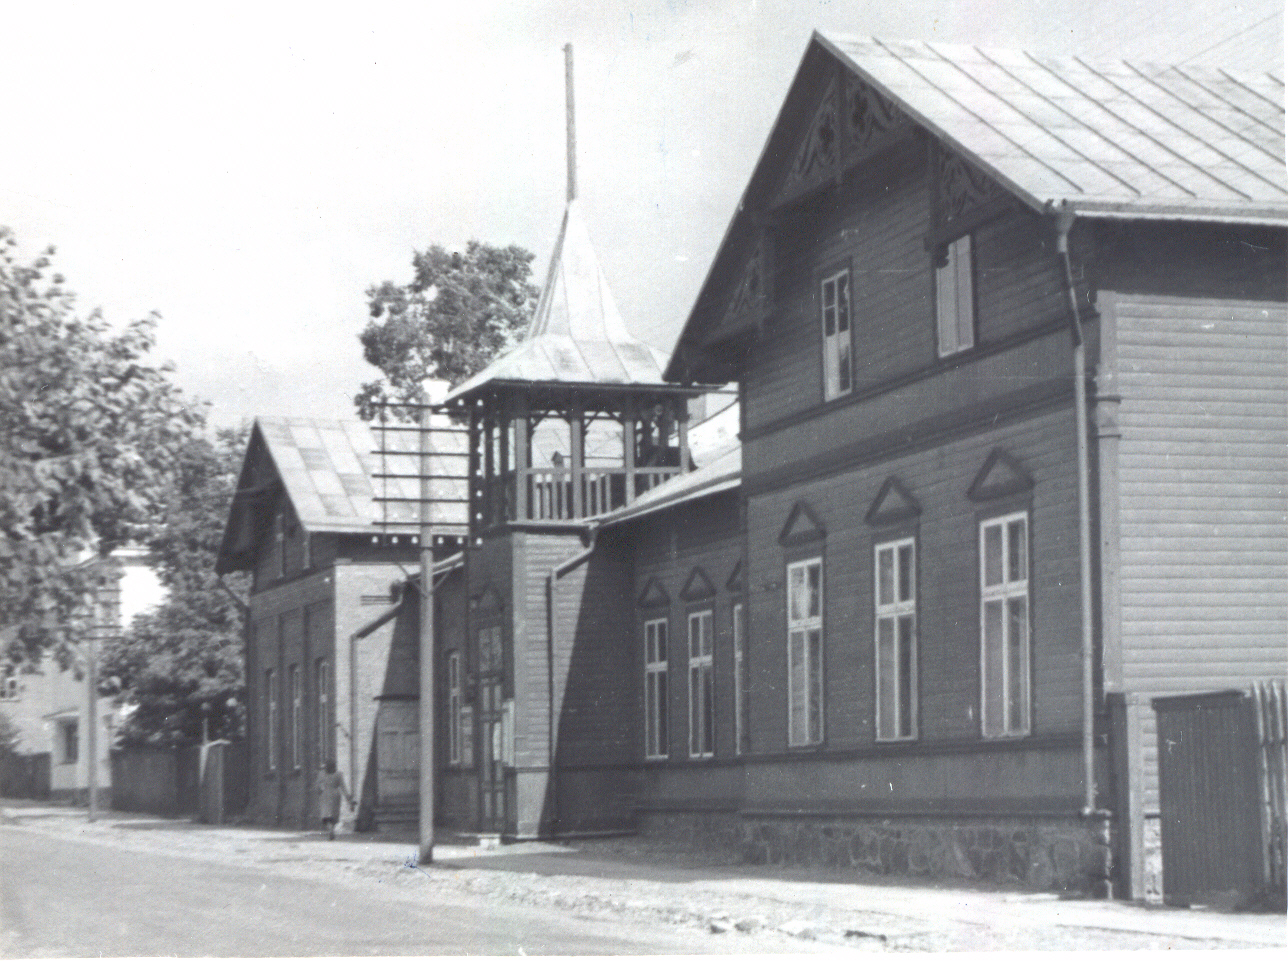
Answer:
875, 538, 918, 741
644, 618, 669, 759
980, 511, 1030, 737
936, 234, 974, 356
266, 668, 278, 772
733, 602, 747, 755
289, 664, 301, 770
316, 659, 330, 767
821, 268, 852, 400
787, 558, 824, 746
447, 651, 462, 765
688, 610, 714, 759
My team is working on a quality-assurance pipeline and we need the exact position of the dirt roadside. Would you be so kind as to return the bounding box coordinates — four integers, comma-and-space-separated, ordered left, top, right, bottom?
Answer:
3, 802, 1283, 953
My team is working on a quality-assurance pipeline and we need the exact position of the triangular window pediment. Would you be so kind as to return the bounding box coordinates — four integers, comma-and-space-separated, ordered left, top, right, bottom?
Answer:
779, 500, 826, 547
725, 559, 744, 593
680, 567, 717, 602
864, 477, 921, 527
472, 584, 505, 614
968, 448, 1034, 502
637, 577, 671, 609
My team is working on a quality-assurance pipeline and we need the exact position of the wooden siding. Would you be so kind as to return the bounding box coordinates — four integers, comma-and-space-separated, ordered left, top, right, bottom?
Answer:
628, 492, 744, 772
745, 404, 1084, 810
1101, 291, 1288, 814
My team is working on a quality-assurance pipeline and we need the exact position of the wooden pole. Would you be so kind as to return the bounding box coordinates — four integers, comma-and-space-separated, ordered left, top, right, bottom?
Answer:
418, 380, 448, 864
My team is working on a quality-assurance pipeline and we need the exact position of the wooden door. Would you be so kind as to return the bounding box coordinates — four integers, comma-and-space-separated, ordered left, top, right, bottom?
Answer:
376, 701, 419, 806
477, 677, 505, 833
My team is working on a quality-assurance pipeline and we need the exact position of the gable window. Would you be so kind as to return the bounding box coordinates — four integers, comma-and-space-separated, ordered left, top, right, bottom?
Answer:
289, 664, 302, 770
733, 602, 748, 755
821, 268, 852, 399
787, 558, 824, 746
688, 610, 714, 759
316, 659, 330, 767
59, 719, 79, 765
644, 618, 669, 759
265, 668, 278, 772
936, 234, 974, 356
447, 651, 462, 765
980, 511, 1030, 737
875, 537, 918, 741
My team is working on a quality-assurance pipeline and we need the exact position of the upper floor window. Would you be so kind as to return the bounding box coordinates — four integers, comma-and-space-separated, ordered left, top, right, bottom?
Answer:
821, 268, 852, 400
875, 537, 918, 741
936, 234, 974, 357
688, 610, 714, 759
787, 558, 824, 746
644, 618, 669, 759
446, 651, 462, 765
980, 511, 1030, 737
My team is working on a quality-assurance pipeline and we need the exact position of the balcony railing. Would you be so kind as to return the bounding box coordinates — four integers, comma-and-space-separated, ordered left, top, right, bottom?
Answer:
481, 466, 682, 525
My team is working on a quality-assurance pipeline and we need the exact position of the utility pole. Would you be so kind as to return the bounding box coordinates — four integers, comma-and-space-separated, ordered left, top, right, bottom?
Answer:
86, 620, 97, 823
418, 379, 448, 864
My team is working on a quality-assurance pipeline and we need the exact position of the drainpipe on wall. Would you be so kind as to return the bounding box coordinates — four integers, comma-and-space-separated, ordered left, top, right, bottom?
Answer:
544, 529, 598, 837
1056, 204, 1114, 895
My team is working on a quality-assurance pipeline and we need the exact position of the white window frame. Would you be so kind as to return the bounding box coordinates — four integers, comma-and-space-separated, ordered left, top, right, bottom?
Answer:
732, 602, 747, 755
821, 268, 853, 400
266, 668, 278, 772
936, 234, 975, 357
980, 510, 1031, 737
447, 651, 462, 765
289, 664, 301, 770
688, 610, 714, 759
644, 617, 669, 760
874, 537, 918, 742
786, 558, 824, 747
316, 659, 330, 767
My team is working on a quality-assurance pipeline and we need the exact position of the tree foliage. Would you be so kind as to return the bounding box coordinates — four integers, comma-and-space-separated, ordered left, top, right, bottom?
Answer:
1, 226, 205, 665
355, 240, 539, 418
100, 427, 249, 746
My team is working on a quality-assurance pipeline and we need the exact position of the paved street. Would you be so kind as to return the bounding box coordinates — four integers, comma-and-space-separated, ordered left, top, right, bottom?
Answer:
1, 802, 1284, 955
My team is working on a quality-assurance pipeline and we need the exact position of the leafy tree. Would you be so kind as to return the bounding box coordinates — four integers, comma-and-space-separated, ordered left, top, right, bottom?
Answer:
355, 240, 540, 418
1, 226, 205, 665
100, 428, 249, 745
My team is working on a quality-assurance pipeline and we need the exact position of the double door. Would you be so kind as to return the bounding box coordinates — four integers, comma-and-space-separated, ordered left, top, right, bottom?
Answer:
477, 675, 506, 833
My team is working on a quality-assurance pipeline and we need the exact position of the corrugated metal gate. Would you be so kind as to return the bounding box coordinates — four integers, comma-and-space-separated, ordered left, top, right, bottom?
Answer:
1154, 685, 1287, 905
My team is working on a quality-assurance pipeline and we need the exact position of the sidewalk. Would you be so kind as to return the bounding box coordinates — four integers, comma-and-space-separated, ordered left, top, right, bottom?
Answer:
3, 800, 1284, 951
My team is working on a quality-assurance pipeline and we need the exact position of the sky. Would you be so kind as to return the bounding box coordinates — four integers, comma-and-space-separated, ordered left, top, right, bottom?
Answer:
3, 0, 1282, 428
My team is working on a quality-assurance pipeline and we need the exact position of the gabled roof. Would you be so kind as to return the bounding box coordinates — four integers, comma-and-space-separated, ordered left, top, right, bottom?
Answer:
216, 416, 468, 573
818, 34, 1286, 223
666, 33, 1286, 382
446, 199, 672, 403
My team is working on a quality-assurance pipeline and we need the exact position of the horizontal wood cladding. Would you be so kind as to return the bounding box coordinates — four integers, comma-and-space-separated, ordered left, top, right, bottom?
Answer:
1103, 291, 1287, 812
746, 406, 1082, 780
745, 327, 1075, 494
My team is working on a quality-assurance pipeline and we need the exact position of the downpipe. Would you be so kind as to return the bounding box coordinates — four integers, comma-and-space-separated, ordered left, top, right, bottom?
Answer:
1056, 205, 1115, 896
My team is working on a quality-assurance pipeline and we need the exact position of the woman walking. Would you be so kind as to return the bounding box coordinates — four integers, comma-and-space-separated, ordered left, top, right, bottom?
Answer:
317, 761, 352, 840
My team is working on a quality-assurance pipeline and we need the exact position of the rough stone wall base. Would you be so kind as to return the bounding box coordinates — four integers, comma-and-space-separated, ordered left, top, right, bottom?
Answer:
639, 810, 1109, 892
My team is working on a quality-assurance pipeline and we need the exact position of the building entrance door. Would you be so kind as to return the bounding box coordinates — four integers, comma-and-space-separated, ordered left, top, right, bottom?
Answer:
375, 700, 419, 807
478, 676, 505, 833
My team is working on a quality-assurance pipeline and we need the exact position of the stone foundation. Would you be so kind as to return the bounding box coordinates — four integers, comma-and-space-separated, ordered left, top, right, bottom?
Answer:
640, 810, 1109, 892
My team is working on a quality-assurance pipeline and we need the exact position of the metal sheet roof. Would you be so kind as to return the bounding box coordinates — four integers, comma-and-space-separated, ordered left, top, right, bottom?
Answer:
818, 34, 1287, 222
447, 200, 671, 402
251, 416, 468, 535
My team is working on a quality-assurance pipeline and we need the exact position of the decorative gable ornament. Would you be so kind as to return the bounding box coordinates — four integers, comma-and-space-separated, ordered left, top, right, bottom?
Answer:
637, 577, 671, 609
845, 73, 908, 159
779, 76, 841, 202
778, 500, 827, 547
725, 559, 744, 593
471, 583, 505, 613
929, 143, 1011, 247
680, 566, 717, 602
720, 235, 772, 332
967, 448, 1035, 502
864, 477, 922, 527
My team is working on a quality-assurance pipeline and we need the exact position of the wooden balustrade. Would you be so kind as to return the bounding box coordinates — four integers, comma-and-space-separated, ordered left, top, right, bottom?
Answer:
480, 466, 682, 525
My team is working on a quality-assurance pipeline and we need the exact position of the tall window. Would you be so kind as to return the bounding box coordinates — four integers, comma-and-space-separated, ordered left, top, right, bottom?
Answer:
60, 720, 79, 764
821, 268, 852, 399
936, 234, 974, 356
787, 558, 824, 746
688, 610, 714, 759
644, 618, 669, 759
733, 602, 748, 755
289, 664, 301, 770
875, 538, 918, 741
316, 659, 330, 767
980, 511, 1030, 737
265, 668, 278, 772
447, 651, 462, 765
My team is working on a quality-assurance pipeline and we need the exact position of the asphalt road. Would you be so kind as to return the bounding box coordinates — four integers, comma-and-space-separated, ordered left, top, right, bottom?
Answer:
0, 825, 740, 956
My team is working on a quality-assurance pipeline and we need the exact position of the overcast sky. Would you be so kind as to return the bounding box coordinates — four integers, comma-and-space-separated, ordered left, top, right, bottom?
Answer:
3, 0, 1282, 427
